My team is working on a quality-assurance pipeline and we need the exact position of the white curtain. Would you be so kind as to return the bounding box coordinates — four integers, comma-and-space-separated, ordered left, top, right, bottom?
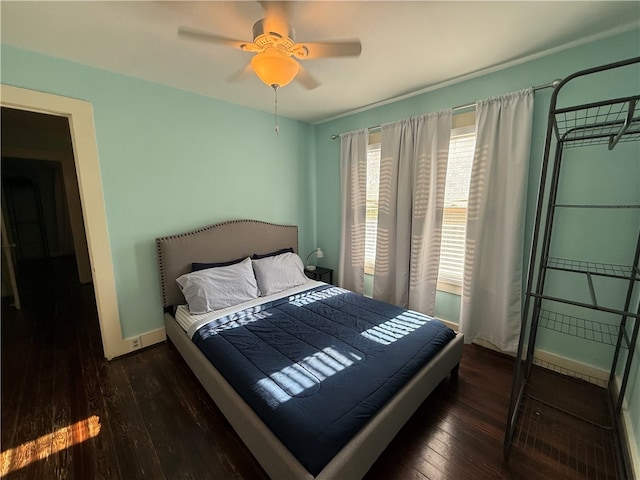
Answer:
338, 129, 369, 293
459, 89, 534, 353
374, 110, 452, 315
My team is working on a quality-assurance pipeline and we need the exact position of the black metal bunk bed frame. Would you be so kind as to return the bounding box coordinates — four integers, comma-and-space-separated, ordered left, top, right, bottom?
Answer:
504, 57, 640, 479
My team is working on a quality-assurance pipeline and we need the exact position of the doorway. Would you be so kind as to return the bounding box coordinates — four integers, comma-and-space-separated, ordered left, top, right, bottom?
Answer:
1, 85, 123, 359
1, 107, 92, 304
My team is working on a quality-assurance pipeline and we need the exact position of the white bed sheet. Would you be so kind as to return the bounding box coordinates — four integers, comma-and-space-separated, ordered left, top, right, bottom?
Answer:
175, 279, 325, 339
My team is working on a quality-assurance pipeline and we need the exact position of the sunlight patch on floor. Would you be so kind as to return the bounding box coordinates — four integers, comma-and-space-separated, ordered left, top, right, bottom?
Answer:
0, 415, 101, 475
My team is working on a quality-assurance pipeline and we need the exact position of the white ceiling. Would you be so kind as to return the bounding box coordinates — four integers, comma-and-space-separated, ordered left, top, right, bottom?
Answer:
2, 1, 639, 124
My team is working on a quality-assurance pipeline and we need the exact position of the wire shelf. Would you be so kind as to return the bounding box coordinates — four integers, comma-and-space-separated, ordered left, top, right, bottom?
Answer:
545, 257, 638, 280
538, 310, 620, 346
554, 96, 640, 148
512, 394, 620, 480
510, 361, 621, 479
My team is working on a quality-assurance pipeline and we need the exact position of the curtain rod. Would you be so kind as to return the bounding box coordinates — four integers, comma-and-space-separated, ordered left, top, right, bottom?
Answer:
330, 78, 562, 140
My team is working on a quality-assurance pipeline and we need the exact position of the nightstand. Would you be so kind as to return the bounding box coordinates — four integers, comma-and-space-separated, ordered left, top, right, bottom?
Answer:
305, 266, 333, 285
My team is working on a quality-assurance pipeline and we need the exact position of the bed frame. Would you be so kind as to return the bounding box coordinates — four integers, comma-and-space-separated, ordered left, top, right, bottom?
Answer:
156, 219, 464, 480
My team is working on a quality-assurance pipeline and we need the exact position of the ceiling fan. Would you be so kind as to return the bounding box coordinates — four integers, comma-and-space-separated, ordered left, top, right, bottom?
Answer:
177, 1, 362, 91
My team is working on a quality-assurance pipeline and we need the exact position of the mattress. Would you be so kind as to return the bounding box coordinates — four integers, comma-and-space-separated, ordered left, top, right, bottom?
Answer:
189, 283, 456, 476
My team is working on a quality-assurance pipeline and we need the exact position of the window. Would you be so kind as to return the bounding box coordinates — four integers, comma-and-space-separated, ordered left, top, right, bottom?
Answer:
363, 118, 475, 295
438, 126, 475, 294
365, 141, 381, 275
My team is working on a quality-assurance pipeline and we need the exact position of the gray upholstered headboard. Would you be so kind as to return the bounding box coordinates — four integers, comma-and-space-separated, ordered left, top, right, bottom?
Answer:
156, 219, 298, 308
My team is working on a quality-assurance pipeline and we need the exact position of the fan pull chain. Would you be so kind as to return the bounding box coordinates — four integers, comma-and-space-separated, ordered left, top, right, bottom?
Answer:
272, 84, 279, 135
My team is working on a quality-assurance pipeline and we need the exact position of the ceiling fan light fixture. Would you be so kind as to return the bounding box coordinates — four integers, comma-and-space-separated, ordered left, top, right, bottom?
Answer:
250, 50, 299, 88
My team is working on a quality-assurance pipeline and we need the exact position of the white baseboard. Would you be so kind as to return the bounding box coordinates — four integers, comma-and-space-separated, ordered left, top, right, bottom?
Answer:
533, 348, 610, 385
613, 375, 639, 480
461, 336, 612, 385
121, 327, 166, 356
621, 406, 639, 479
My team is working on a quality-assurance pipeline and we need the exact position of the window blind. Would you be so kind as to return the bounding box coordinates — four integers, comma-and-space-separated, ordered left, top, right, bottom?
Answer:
439, 131, 475, 286
365, 144, 381, 274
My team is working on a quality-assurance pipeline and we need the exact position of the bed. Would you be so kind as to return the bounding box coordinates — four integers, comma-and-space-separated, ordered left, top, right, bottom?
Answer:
156, 219, 464, 479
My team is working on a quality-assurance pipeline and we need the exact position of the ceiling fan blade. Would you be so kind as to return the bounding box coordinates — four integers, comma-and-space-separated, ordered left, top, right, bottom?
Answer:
178, 26, 249, 50
295, 65, 321, 90
294, 40, 362, 60
227, 63, 254, 83
260, 1, 292, 36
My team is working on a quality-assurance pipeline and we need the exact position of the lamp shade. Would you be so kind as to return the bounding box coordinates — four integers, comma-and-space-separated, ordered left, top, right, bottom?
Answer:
251, 50, 299, 88
305, 247, 324, 271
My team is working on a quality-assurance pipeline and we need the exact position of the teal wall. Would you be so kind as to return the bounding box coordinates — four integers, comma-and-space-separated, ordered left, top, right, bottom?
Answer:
2, 28, 639, 457
313, 28, 639, 447
1, 44, 315, 338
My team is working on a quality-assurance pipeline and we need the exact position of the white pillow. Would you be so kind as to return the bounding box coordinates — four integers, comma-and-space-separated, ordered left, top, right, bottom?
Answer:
176, 257, 259, 314
252, 252, 308, 296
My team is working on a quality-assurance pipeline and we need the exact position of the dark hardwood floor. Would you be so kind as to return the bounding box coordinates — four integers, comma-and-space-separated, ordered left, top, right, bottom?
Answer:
1, 257, 620, 479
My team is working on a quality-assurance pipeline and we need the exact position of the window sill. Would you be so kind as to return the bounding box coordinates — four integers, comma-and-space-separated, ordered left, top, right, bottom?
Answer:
437, 280, 462, 296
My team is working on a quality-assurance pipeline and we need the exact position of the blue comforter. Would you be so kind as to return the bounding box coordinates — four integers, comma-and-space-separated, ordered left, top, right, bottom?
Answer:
192, 285, 456, 475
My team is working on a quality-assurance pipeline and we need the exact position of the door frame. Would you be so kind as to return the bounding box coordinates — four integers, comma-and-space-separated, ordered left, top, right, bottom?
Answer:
1, 84, 123, 359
